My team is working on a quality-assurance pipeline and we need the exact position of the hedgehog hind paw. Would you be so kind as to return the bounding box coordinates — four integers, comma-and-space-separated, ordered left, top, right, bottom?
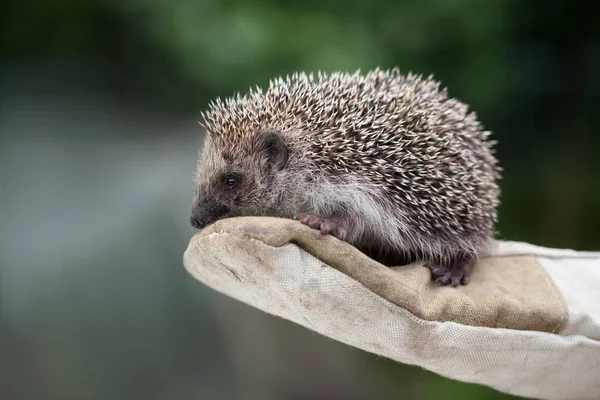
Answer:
295, 214, 348, 241
427, 258, 474, 287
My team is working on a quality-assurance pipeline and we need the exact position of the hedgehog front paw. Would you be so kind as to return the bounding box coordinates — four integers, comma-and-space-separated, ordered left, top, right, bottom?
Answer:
427, 258, 474, 287
295, 214, 348, 241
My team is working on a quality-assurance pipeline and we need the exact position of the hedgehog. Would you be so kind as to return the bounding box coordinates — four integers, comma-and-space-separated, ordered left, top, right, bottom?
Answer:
190, 68, 501, 286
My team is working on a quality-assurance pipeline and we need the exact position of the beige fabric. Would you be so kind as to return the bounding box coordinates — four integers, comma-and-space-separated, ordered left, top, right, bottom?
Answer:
192, 217, 567, 331
183, 216, 600, 400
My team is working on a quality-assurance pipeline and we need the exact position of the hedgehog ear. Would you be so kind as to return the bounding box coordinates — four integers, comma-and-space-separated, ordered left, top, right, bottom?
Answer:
257, 132, 289, 171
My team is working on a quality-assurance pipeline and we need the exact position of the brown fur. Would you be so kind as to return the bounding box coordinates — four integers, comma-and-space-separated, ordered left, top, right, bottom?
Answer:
191, 68, 501, 282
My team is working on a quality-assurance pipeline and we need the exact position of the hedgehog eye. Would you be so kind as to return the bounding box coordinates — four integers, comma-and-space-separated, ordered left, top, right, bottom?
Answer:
224, 176, 237, 187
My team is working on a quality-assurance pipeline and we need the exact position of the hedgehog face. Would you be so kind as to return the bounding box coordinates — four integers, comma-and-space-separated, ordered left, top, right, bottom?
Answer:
191, 132, 289, 229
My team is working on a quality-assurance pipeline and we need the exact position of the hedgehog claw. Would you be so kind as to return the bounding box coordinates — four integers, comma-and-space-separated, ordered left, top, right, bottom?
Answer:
296, 214, 348, 241
428, 258, 474, 287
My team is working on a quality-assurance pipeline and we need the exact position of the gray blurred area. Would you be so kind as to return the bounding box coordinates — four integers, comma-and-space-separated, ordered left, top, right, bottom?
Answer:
0, 62, 386, 400
1, 0, 598, 399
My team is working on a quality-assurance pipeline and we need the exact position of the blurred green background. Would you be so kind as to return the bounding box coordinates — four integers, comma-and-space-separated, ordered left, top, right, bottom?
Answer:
1, 0, 598, 399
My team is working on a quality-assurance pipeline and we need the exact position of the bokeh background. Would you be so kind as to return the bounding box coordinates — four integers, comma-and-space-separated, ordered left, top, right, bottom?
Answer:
1, 0, 598, 399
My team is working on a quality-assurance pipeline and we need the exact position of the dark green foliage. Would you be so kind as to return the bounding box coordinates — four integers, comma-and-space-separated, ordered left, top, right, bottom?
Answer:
1, 1, 598, 399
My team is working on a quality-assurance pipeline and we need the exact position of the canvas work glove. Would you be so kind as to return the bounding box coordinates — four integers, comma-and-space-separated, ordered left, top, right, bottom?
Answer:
183, 217, 600, 400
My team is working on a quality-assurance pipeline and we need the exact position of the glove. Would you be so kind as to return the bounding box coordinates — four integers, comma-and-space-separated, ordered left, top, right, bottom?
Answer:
183, 217, 600, 400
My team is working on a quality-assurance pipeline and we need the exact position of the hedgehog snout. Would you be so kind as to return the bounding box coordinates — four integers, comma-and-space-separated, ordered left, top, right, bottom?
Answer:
190, 201, 230, 229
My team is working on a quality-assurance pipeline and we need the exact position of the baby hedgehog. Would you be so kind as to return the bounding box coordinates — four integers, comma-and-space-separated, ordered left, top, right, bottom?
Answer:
191, 68, 501, 286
